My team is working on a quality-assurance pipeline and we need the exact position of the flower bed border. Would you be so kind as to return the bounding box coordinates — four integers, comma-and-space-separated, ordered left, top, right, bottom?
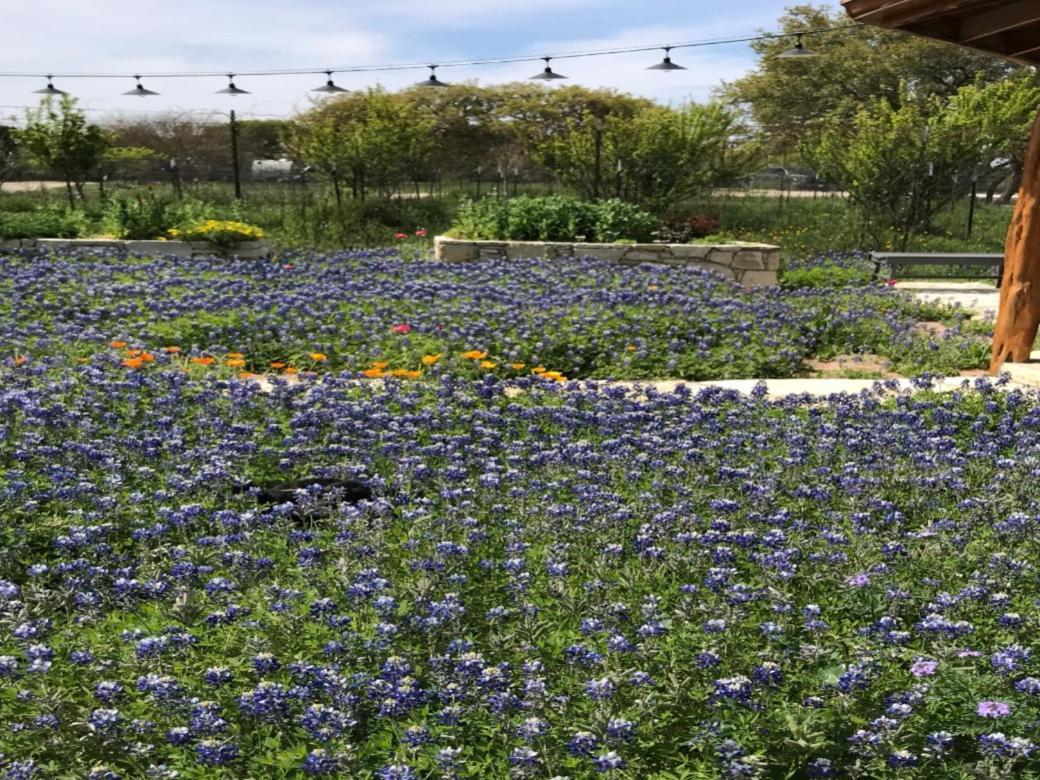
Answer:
0, 238, 271, 259
434, 236, 780, 286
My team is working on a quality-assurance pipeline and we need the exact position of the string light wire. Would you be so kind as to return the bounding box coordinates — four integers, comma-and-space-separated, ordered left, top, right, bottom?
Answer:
0, 24, 857, 82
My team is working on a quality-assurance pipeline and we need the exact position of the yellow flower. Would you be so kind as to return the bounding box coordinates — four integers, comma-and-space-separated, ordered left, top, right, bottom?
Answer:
226, 358, 245, 368
226, 352, 244, 359
421, 353, 442, 366
370, 361, 389, 369
309, 352, 327, 362
531, 366, 547, 374
363, 367, 385, 378
510, 362, 526, 370
480, 360, 497, 369
460, 350, 487, 360
542, 370, 567, 382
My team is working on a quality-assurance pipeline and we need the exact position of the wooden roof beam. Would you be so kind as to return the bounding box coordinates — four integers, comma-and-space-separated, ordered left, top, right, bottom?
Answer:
959, 0, 1040, 43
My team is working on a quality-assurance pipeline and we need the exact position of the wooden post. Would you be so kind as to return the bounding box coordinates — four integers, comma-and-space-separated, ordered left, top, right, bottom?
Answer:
990, 106, 1040, 372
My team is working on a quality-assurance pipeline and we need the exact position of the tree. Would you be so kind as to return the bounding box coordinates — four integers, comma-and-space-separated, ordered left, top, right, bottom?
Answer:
811, 90, 984, 249
721, 4, 1019, 159
20, 96, 110, 206
532, 102, 756, 212
946, 70, 1040, 203
287, 88, 436, 201
0, 126, 19, 190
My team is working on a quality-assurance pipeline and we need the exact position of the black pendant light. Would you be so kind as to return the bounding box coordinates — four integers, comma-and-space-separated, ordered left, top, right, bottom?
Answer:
417, 65, 449, 87
778, 34, 818, 59
217, 74, 250, 95
313, 70, 347, 93
530, 57, 566, 80
124, 75, 159, 96
648, 47, 686, 71
35, 76, 67, 96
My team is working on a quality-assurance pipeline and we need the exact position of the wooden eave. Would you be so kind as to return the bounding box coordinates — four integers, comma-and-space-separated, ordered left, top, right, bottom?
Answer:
842, 0, 1040, 65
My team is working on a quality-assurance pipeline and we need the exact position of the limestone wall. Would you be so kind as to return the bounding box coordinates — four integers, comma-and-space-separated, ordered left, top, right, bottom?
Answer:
0, 238, 271, 259
434, 237, 779, 286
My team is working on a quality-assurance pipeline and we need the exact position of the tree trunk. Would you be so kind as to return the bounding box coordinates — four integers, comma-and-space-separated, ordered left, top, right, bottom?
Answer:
1001, 162, 1025, 206
990, 107, 1040, 371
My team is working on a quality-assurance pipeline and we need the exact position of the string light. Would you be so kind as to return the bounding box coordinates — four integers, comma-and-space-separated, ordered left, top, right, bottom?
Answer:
416, 65, 449, 88
34, 76, 67, 96
124, 75, 159, 96
647, 47, 686, 71
777, 34, 818, 59
215, 74, 250, 95
312, 70, 347, 93
530, 57, 567, 81
4, 25, 848, 97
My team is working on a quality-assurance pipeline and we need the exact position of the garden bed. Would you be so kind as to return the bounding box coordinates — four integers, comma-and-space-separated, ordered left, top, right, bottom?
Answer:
434, 236, 780, 286
0, 237, 271, 258
0, 248, 988, 381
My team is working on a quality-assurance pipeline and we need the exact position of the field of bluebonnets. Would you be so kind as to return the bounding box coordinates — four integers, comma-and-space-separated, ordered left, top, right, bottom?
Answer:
0, 248, 989, 381
3, 248, 1037, 779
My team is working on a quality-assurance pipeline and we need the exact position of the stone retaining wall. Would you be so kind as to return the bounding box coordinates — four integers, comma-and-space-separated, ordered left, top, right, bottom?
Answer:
0, 238, 271, 259
434, 236, 779, 286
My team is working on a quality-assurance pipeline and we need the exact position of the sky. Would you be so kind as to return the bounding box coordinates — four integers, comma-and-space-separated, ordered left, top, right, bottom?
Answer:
0, 0, 846, 124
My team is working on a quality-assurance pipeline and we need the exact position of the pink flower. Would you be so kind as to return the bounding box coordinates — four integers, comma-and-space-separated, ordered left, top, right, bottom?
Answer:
415, 229, 428, 237
885, 278, 898, 286
978, 701, 1011, 718
392, 324, 412, 334
282, 264, 294, 270
394, 232, 408, 240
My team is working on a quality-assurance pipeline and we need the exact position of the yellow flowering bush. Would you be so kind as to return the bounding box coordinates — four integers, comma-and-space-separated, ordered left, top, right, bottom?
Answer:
168, 220, 265, 254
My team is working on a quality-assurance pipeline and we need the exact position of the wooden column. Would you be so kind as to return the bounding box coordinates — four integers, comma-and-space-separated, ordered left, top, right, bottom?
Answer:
991, 106, 1040, 372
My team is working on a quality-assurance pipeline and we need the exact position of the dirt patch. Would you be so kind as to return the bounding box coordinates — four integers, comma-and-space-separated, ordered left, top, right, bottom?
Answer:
804, 354, 902, 379
912, 321, 952, 338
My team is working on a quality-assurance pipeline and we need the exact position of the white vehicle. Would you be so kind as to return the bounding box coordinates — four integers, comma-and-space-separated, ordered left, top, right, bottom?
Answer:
250, 159, 296, 182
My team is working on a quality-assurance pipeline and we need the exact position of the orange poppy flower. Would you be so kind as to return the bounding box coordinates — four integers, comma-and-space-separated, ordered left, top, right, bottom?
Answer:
460, 350, 487, 360
363, 367, 385, 378
13, 355, 27, 366
309, 352, 327, 362
370, 361, 389, 370
123, 357, 144, 369
126, 349, 143, 358
190, 356, 215, 366
283, 367, 299, 375
164, 346, 181, 354
511, 362, 526, 370
226, 358, 245, 368
227, 352, 244, 359
110, 340, 127, 349
388, 368, 422, 379
139, 352, 155, 362
479, 360, 497, 369
270, 361, 286, 369
421, 354, 442, 366
542, 370, 567, 382
531, 366, 547, 374
238, 371, 257, 379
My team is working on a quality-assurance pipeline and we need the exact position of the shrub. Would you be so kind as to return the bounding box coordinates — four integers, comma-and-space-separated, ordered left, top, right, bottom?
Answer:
655, 213, 721, 243
0, 206, 87, 239
450, 196, 656, 242
104, 195, 214, 240
168, 219, 265, 255
780, 251, 876, 289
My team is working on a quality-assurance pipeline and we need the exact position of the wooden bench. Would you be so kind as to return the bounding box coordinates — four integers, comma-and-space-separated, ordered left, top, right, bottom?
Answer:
870, 252, 1004, 287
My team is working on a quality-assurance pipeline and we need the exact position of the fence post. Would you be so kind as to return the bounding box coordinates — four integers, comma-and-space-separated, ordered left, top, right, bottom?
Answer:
229, 110, 243, 200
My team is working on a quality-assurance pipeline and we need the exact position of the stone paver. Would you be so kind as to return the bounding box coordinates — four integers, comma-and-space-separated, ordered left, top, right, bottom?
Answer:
895, 280, 999, 320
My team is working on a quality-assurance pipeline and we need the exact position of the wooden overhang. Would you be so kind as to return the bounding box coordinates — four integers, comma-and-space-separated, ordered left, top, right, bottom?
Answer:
842, 0, 1040, 66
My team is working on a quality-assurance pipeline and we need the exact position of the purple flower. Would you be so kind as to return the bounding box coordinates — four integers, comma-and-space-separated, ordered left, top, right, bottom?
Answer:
910, 659, 937, 678
978, 700, 1011, 718
845, 573, 871, 587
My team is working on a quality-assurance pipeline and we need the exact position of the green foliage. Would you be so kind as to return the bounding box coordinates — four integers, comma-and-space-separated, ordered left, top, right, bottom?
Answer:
531, 103, 756, 211
102, 194, 211, 240
451, 195, 655, 242
18, 96, 110, 204
722, 3, 1019, 158
810, 90, 985, 249
0, 125, 19, 185
0, 205, 87, 239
